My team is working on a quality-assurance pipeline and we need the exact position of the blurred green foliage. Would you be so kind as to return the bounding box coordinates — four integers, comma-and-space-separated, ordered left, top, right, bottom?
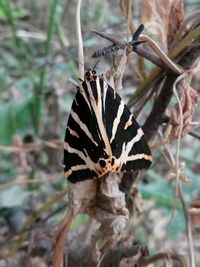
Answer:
0, 1, 29, 21
0, 0, 199, 254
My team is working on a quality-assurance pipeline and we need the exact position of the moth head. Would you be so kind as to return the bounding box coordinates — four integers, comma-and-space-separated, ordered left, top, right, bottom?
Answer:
85, 69, 97, 82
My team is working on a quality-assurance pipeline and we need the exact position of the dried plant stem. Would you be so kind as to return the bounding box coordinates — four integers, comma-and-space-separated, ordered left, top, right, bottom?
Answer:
164, 74, 186, 230
172, 73, 186, 199
179, 186, 196, 267
76, 0, 84, 80
127, 0, 134, 35
0, 139, 62, 153
169, 24, 200, 60
166, 74, 196, 267
162, 144, 175, 167
139, 35, 183, 74
169, 11, 200, 50
128, 24, 200, 108
0, 173, 61, 190
0, 30, 47, 41
52, 209, 74, 267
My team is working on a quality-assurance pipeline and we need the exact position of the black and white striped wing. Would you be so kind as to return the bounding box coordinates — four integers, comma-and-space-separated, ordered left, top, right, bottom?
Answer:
64, 73, 152, 183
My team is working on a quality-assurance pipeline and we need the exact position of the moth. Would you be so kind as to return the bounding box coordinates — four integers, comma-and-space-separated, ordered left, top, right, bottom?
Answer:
64, 69, 152, 183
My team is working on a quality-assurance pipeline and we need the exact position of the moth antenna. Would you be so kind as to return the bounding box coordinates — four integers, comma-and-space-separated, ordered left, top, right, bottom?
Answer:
92, 58, 101, 70
74, 58, 84, 67
74, 59, 90, 71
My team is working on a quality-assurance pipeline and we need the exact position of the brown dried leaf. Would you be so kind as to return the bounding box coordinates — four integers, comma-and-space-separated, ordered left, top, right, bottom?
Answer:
167, 0, 184, 45
168, 80, 199, 142
142, 0, 185, 50
153, 77, 199, 149
142, 0, 171, 51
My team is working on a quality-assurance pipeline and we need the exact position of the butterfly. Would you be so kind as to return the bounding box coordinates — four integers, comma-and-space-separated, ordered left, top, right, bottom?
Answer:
63, 69, 152, 183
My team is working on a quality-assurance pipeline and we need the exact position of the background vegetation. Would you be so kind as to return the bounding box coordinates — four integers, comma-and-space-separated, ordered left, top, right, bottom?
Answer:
0, 0, 199, 266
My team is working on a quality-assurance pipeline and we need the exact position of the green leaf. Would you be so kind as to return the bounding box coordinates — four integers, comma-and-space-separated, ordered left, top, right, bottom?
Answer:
0, 3, 29, 21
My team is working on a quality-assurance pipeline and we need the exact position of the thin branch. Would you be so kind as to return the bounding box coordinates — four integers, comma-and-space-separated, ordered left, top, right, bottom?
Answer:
169, 11, 200, 50
131, 46, 174, 71
179, 186, 196, 267
139, 35, 182, 74
0, 173, 62, 191
0, 139, 62, 153
172, 73, 186, 198
0, 30, 46, 41
53, 209, 74, 267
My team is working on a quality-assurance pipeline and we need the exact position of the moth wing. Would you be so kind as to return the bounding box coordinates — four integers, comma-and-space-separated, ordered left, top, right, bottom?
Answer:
64, 75, 152, 184
103, 82, 152, 172
63, 80, 110, 183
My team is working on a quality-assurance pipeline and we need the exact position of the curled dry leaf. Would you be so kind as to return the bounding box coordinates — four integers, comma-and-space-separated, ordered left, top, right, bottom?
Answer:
167, 0, 184, 45
142, 0, 184, 50
167, 78, 199, 142
142, 0, 171, 51
153, 77, 199, 149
